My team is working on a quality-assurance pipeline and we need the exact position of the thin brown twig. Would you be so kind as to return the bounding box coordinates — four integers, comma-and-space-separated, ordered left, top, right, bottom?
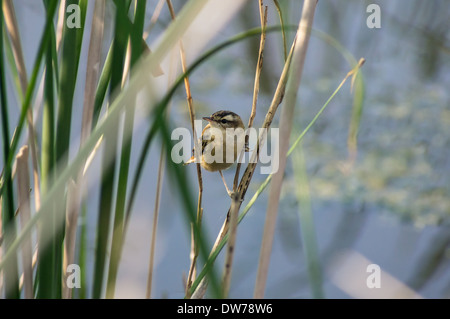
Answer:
233, 2, 268, 191
143, 0, 166, 39
146, 14, 180, 298
146, 147, 166, 299
224, 0, 268, 298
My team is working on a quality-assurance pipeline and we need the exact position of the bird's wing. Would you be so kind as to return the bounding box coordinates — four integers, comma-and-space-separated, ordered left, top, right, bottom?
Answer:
201, 124, 213, 153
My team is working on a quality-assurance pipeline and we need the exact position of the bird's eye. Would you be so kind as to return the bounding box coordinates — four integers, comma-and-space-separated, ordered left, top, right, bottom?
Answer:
221, 119, 227, 124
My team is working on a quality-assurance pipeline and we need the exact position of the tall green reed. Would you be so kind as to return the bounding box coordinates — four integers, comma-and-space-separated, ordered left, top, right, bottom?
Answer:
0, 0, 20, 298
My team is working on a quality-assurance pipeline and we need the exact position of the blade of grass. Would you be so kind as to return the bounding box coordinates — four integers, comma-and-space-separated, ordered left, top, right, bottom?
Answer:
310, 29, 365, 166
347, 69, 365, 164
292, 142, 324, 298
92, 44, 113, 128
50, 14, 60, 92
2, 0, 27, 94
37, 0, 57, 297
0, 0, 19, 297
106, 0, 147, 299
146, 148, 166, 299
77, 204, 87, 298
2, 24, 22, 99
44, 0, 87, 298
93, 0, 131, 299
272, 0, 287, 61
157, 109, 223, 298
56, 0, 85, 172
76, 0, 88, 65
0, 198, 2, 295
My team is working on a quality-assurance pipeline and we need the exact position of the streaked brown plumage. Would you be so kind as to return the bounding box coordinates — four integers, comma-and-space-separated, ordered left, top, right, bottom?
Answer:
185, 110, 245, 195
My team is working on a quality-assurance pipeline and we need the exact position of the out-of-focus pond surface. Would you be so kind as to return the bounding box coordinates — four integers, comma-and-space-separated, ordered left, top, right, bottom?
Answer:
4, 1, 449, 298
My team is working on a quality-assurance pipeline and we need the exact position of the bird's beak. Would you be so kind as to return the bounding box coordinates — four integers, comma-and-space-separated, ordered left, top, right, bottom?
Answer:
203, 116, 213, 122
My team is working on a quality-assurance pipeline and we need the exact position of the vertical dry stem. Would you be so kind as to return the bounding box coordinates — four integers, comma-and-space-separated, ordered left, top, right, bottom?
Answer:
224, 0, 268, 298
15, 146, 33, 299
145, 148, 166, 298
253, 0, 317, 299
63, 180, 78, 299
146, 8, 180, 297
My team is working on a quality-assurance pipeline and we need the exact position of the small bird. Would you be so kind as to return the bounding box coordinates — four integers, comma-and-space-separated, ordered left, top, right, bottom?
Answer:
185, 110, 246, 196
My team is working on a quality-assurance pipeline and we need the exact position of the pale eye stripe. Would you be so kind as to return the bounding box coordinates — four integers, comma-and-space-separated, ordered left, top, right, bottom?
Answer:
222, 115, 234, 122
